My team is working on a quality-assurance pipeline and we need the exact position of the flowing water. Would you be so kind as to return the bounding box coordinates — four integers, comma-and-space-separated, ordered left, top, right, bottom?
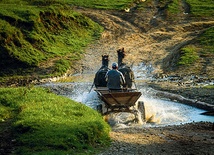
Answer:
41, 63, 214, 127
42, 81, 214, 127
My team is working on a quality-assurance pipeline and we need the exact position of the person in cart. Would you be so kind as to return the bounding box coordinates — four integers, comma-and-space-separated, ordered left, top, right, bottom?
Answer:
105, 62, 126, 91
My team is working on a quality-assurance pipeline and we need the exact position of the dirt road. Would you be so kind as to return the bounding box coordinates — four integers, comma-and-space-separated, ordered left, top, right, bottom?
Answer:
99, 122, 214, 155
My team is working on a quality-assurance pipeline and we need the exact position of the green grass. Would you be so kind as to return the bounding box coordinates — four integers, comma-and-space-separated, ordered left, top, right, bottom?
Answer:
203, 85, 214, 89
167, 0, 181, 14
178, 27, 214, 66
0, 86, 110, 155
0, 1, 103, 78
176, 27, 214, 77
67, 0, 134, 10
178, 46, 199, 66
186, 0, 214, 17
52, 59, 71, 76
197, 27, 214, 54
156, 0, 214, 18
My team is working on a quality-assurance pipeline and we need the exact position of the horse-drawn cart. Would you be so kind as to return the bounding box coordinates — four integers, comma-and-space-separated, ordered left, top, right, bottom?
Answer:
92, 48, 145, 123
94, 87, 144, 123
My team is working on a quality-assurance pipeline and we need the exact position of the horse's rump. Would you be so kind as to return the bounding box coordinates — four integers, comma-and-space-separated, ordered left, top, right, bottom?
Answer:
119, 66, 135, 88
94, 67, 109, 87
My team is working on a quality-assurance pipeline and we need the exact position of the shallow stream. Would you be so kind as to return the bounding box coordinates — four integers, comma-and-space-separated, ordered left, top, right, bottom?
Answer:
42, 82, 214, 127
41, 63, 214, 127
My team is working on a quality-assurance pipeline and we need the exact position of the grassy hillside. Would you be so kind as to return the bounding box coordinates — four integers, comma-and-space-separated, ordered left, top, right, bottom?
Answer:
175, 26, 214, 77
186, 0, 214, 17
0, 0, 135, 81
0, 0, 103, 84
0, 86, 110, 154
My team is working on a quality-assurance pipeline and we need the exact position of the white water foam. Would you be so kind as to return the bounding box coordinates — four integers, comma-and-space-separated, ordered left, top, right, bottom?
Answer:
138, 95, 214, 126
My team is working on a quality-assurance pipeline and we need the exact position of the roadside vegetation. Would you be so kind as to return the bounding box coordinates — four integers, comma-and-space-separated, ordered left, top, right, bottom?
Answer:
179, 26, 214, 66
178, 1, 214, 66
0, 0, 103, 85
186, 0, 214, 17
178, 46, 200, 66
0, 86, 110, 154
176, 26, 214, 77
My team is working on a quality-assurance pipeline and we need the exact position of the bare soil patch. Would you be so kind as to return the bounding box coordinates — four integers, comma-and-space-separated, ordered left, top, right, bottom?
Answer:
98, 122, 214, 155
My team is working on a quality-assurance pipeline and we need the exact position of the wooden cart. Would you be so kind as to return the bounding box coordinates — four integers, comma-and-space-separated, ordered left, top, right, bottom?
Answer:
94, 87, 143, 120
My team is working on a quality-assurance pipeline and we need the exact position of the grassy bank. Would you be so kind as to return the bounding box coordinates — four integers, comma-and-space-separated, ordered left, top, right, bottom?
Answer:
0, 0, 103, 84
186, 0, 214, 17
175, 26, 214, 77
68, 0, 133, 9
0, 87, 110, 154
179, 26, 214, 66
0, 0, 137, 83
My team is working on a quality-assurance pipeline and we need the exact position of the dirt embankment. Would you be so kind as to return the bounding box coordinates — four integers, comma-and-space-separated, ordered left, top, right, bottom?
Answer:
74, 6, 214, 104
75, 6, 214, 76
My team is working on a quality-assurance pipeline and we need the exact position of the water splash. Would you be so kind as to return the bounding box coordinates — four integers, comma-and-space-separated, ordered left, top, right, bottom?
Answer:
46, 82, 213, 127
139, 97, 213, 126
40, 62, 214, 127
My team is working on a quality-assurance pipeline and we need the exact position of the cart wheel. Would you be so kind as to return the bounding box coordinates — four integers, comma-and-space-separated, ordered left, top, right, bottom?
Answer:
138, 101, 145, 121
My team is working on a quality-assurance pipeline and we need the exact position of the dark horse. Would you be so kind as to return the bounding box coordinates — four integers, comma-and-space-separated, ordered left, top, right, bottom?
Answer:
117, 48, 135, 88
94, 55, 110, 88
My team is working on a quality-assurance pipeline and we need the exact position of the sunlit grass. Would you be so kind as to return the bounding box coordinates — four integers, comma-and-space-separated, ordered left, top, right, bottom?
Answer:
197, 27, 214, 54
177, 26, 214, 68
203, 85, 214, 89
178, 46, 199, 66
186, 0, 214, 17
0, 1, 103, 78
0, 87, 110, 154
66, 0, 133, 9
